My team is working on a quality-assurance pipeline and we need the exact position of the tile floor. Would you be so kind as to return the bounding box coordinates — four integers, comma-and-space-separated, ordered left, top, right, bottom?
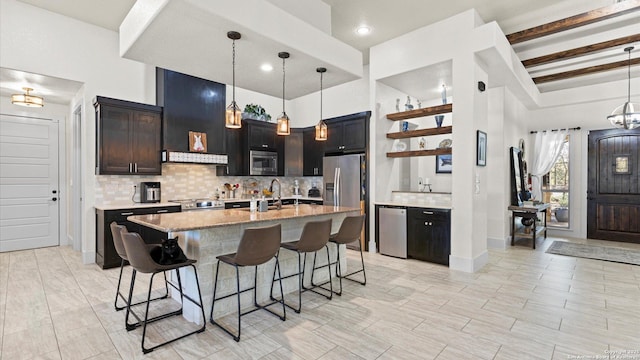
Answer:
0, 237, 639, 360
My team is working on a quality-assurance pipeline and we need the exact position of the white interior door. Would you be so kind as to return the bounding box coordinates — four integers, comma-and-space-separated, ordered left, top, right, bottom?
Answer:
0, 114, 59, 252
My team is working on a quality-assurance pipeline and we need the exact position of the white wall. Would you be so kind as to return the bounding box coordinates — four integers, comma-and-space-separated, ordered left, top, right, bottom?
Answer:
1, 0, 155, 263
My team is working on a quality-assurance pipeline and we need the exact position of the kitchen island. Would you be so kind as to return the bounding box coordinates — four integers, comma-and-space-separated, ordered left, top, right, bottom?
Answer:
128, 204, 361, 323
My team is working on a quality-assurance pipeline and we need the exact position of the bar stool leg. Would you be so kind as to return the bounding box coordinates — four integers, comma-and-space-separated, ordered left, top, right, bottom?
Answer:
234, 265, 241, 341
274, 255, 286, 320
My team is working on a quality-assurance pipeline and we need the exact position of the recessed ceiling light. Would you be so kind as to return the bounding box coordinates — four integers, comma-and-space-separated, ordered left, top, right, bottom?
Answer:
260, 63, 273, 72
355, 25, 371, 35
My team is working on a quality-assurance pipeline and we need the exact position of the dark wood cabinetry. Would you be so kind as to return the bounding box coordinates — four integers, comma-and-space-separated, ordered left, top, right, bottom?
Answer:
407, 207, 450, 265
285, 129, 303, 177
156, 68, 226, 154
303, 127, 324, 176
219, 119, 285, 176
324, 112, 369, 155
95, 205, 180, 269
94, 96, 162, 175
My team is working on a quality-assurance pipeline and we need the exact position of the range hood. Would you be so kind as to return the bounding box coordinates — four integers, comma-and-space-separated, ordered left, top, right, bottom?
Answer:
120, 0, 363, 99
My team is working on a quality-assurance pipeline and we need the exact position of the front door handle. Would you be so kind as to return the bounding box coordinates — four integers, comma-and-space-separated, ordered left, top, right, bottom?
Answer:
52, 197, 58, 201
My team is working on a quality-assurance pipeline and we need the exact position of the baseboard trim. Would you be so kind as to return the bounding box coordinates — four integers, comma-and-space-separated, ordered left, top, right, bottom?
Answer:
82, 251, 95, 265
488, 236, 508, 249
449, 250, 489, 273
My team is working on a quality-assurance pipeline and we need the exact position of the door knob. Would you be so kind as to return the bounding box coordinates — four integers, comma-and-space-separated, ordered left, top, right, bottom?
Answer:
52, 197, 58, 201
52, 190, 57, 194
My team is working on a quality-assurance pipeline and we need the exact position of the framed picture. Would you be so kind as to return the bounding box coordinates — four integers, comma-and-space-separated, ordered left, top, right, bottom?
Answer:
477, 130, 487, 166
436, 154, 452, 173
189, 131, 207, 153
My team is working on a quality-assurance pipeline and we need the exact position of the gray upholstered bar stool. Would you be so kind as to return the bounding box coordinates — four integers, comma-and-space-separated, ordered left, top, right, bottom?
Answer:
271, 219, 332, 313
121, 232, 206, 354
110, 222, 168, 311
311, 214, 366, 296
209, 223, 286, 342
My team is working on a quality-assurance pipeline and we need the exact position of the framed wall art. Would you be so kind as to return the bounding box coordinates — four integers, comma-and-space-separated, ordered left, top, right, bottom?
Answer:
436, 154, 452, 174
189, 131, 207, 153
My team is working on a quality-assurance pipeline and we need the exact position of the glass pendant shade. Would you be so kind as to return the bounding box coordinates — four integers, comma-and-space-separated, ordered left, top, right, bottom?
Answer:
226, 31, 242, 129
277, 52, 291, 136
11, 87, 44, 107
608, 46, 639, 130
608, 101, 640, 129
315, 120, 327, 141
277, 113, 290, 135
225, 101, 242, 129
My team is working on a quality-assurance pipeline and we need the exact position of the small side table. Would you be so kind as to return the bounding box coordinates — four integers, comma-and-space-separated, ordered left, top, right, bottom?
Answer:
508, 203, 549, 249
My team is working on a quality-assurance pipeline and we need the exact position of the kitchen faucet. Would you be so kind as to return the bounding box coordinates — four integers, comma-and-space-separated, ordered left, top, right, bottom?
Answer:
269, 178, 282, 210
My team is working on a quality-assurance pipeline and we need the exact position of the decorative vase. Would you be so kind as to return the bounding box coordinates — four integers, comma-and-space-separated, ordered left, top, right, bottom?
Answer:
404, 96, 413, 111
435, 115, 444, 128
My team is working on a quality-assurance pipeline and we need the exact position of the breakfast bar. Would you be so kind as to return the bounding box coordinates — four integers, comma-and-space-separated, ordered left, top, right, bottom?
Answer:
128, 204, 361, 323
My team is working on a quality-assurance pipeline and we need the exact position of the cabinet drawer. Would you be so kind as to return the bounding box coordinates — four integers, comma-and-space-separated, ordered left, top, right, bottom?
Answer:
225, 202, 250, 209
408, 207, 450, 222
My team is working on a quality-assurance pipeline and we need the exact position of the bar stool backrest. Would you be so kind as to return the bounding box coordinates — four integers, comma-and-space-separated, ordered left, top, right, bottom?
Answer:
297, 219, 332, 252
332, 215, 365, 245
121, 232, 163, 274
110, 222, 130, 260
234, 224, 282, 266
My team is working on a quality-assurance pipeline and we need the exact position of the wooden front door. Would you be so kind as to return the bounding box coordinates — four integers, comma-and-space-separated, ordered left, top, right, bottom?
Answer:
587, 128, 640, 243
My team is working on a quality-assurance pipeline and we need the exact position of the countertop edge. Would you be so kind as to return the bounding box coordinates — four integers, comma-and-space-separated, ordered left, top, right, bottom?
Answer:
94, 202, 181, 211
374, 201, 451, 209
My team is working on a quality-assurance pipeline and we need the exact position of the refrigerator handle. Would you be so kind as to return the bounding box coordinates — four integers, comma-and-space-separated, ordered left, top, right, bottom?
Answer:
335, 167, 341, 206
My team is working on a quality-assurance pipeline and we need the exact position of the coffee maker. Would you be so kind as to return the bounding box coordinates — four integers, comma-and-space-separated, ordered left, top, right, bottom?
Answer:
140, 182, 161, 203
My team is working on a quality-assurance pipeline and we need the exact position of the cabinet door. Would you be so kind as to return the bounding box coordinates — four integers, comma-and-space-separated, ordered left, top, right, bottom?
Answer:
303, 128, 323, 176
218, 126, 245, 176
99, 105, 133, 174
407, 209, 429, 261
324, 122, 343, 154
342, 117, 366, 151
430, 219, 451, 265
132, 110, 162, 175
285, 130, 303, 176
248, 122, 277, 149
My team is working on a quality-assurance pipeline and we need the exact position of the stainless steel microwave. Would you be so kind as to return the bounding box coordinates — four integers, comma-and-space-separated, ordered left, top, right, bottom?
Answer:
249, 150, 278, 176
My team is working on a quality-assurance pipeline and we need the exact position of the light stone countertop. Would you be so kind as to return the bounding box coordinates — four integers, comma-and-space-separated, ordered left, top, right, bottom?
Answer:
222, 196, 323, 203
127, 204, 360, 232
94, 202, 181, 211
375, 201, 451, 210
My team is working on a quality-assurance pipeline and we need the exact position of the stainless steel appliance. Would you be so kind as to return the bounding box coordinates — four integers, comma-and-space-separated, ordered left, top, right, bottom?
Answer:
378, 207, 407, 258
249, 150, 278, 176
140, 182, 161, 203
323, 154, 365, 208
168, 199, 225, 211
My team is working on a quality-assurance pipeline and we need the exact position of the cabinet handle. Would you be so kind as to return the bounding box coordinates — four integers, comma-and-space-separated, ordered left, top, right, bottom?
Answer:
121, 212, 134, 216
232, 204, 240, 208
129, 163, 133, 173
424, 222, 432, 226
156, 209, 169, 213
134, 163, 138, 173
262, 144, 268, 148
423, 211, 434, 215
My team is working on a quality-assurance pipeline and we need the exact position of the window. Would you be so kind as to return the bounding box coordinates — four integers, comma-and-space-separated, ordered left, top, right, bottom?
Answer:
542, 136, 569, 228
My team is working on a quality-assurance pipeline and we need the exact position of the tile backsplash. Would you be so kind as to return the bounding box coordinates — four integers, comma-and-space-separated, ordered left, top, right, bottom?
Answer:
95, 163, 323, 205
391, 191, 451, 207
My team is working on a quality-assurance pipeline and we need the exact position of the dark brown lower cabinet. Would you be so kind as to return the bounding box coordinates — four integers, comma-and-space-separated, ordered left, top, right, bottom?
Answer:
95, 205, 180, 269
407, 207, 450, 265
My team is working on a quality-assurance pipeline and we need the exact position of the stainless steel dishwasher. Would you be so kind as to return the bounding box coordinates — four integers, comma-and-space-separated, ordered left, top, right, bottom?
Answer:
378, 206, 407, 258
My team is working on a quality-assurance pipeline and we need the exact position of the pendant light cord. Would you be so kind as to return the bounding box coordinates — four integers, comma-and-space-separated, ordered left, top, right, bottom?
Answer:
627, 48, 631, 103
320, 71, 323, 120
232, 39, 236, 105
282, 57, 286, 113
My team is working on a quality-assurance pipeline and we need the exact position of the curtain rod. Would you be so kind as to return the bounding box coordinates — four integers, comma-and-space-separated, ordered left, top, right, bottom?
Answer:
530, 126, 580, 134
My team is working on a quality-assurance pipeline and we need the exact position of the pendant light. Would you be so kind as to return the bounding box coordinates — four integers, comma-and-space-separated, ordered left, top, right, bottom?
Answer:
11, 87, 44, 107
607, 46, 640, 130
276, 52, 291, 136
315, 67, 328, 141
225, 31, 242, 129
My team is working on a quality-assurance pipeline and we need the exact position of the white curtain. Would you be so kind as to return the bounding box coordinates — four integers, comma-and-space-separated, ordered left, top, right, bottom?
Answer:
530, 130, 568, 201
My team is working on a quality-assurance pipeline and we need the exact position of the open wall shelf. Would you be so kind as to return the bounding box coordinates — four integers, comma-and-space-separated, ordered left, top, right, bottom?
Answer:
387, 126, 452, 139
386, 103, 452, 121
387, 147, 451, 158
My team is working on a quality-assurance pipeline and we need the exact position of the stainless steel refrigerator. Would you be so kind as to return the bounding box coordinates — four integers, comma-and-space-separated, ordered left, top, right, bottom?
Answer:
323, 154, 365, 208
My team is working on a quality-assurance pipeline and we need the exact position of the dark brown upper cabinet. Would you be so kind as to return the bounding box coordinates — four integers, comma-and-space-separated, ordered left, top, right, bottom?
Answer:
324, 111, 370, 155
303, 127, 324, 176
94, 96, 162, 175
156, 68, 226, 154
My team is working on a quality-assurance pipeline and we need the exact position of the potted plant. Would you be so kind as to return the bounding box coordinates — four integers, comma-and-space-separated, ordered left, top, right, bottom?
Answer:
554, 194, 569, 222
243, 104, 271, 122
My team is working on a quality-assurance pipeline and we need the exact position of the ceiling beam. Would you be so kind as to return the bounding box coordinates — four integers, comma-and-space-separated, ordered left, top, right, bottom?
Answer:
507, 0, 640, 44
532, 57, 640, 84
522, 34, 640, 67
